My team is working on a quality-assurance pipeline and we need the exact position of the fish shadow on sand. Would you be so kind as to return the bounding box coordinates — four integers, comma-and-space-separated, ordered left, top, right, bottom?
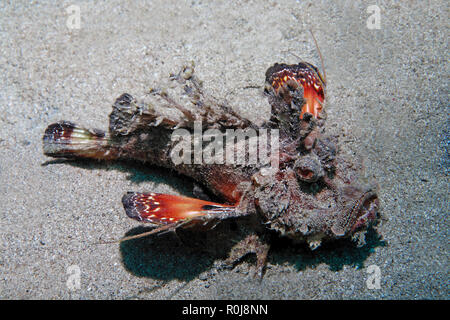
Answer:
269, 226, 386, 273
42, 158, 386, 281
42, 158, 196, 195
119, 226, 224, 281
119, 222, 386, 281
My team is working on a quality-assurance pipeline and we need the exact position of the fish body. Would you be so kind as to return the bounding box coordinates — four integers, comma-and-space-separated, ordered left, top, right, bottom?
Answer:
43, 62, 379, 277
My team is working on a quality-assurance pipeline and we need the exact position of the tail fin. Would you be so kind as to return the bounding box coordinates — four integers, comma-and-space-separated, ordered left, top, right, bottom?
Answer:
43, 121, 117, 160
122, 192, 237, 225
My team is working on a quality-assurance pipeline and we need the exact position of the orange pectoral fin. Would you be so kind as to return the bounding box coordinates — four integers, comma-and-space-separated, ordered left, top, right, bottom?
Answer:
122, 192, 237, 225
300, 85, 324, 119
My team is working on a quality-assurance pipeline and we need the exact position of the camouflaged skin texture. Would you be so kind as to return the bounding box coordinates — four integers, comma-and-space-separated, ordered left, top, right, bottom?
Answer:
43, 62, 380, 277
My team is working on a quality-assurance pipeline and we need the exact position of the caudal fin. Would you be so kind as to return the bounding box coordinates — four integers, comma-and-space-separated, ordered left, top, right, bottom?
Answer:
43, 121, 117, 160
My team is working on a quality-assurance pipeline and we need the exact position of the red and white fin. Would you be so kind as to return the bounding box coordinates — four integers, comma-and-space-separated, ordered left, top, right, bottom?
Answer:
122, 192, 237, 225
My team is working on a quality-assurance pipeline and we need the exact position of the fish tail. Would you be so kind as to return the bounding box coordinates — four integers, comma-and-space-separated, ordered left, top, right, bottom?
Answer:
43, 121, 117, 160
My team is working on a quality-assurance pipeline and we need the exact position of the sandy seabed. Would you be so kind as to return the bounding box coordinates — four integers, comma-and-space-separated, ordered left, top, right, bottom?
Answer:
0, 1, 448, 299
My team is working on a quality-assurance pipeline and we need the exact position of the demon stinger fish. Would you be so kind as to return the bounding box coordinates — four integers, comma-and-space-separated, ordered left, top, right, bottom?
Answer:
42, 61, 380, 278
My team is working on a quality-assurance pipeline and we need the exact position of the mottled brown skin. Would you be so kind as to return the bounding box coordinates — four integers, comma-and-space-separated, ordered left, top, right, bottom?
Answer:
43, 63, 380, 277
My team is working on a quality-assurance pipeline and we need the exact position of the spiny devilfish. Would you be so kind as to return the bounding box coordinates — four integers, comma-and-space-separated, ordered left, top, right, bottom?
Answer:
43, 61, 380, 278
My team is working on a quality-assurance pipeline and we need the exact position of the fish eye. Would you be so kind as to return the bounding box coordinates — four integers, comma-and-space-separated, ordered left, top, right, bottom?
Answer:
294, 155, 324, 183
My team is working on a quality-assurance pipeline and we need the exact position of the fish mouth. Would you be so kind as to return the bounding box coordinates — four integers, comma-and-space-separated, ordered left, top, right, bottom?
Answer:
350, 192, 380, 233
